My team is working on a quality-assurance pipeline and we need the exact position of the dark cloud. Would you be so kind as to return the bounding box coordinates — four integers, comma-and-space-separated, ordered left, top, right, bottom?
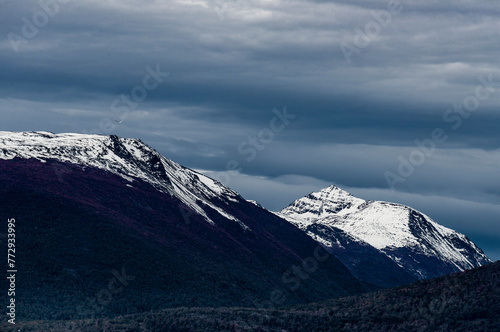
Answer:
1, 0, 499, 259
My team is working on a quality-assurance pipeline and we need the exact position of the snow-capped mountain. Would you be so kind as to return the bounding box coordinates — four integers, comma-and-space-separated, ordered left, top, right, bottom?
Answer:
278, 185, 492, 282
0, 131, 244, 227
0, 131, 372, 318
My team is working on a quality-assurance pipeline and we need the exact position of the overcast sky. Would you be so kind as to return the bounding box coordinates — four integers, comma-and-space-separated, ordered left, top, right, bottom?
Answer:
1, 0, 499, 260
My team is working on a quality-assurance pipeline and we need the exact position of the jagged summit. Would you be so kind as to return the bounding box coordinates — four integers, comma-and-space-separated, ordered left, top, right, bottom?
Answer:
280, 184, 365, 226
279, 185, 491, 280
0, 131, 244, 226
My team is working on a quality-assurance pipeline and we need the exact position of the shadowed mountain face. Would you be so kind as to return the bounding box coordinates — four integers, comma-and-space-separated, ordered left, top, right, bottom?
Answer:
0, 132, 372, 321
300, 223, 419, 288
278, 186, 491, 287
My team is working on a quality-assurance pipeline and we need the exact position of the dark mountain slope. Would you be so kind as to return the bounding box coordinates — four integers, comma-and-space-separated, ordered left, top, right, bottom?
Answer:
0, 157, 371, 322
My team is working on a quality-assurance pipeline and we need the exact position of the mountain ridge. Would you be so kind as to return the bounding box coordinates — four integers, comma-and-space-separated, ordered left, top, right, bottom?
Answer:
0, 131, 372, 320
0, 131, 244, 226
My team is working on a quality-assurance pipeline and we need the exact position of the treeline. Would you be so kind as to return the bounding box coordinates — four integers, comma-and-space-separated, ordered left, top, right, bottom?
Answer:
4, 261, 499, 331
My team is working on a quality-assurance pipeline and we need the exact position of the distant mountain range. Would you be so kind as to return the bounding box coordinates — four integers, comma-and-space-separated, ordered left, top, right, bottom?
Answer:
278, 185, 491, 287
0, 131, 492, 322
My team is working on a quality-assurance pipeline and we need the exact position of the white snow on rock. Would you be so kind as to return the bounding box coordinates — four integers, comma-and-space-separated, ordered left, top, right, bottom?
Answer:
0, 131, 246, 228
279, 185, 491, 275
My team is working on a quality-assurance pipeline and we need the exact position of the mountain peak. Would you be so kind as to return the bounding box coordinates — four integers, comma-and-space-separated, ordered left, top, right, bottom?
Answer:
279, 185, 492, 280
325, 184, 343, 191
279, 185, 365, 226
319, 185, 357, 199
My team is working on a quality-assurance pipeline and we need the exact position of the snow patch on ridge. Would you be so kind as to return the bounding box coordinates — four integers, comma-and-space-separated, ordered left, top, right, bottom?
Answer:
0, 131, 247, 229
